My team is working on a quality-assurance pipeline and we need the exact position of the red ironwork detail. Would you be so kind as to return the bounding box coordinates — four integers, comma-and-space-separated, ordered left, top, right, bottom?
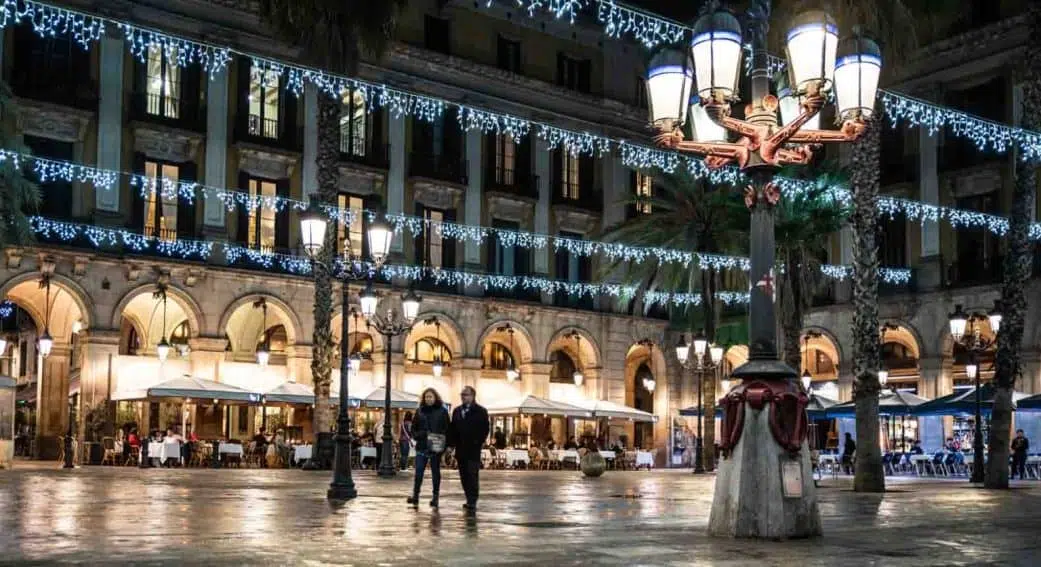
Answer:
718, 380, 810, 458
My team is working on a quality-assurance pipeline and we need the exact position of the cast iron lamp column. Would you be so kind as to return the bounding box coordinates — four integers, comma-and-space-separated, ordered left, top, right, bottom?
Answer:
646, 7, 882, 382
300, 203, 391, 499
948, 302, 1002, 484
675, 332, 723, 474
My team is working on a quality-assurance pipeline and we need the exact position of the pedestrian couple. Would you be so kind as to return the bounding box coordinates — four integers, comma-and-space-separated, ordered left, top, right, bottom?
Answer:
407, 385, 489, 513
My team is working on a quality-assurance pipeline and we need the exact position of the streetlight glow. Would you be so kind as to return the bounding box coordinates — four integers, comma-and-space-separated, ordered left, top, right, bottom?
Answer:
573, 370, 584, 386
785, 11, 838, 94
948, 304, 968, 342
367, 219, 393, 266
675, 335, 690, 364
834, 35, 882, 120
690, 10, 743, 101
156, 337, 171, 362
38, 330, 53, 358
965, 362, 978, 380
401, 288, 421, 324
646, 48, 693, 127
360, 280, 378, 318
988, 300, 1003, 334
801, 369, 812, 391
299, 202, 328, 258
878, 368, 888, 385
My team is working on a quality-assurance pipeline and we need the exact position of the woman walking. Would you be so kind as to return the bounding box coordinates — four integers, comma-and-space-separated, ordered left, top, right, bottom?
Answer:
408, 388, 449, 508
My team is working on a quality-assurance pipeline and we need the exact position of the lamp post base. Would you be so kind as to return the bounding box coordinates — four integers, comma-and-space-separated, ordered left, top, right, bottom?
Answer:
327, 483, 358, 501
692, 439, 706, 474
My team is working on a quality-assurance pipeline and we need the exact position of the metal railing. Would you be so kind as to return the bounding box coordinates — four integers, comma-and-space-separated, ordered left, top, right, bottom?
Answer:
409, 152, 468, 185
248, 114, 279, 139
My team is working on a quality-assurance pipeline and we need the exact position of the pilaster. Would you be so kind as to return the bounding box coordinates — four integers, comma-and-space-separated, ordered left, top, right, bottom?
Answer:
95, 37, 125, 220
464, 129, 483, 268
387, 115, 407, 253
204, 67, 230, 229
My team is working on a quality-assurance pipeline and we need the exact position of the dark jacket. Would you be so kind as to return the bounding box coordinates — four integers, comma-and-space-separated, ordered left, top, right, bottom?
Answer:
449, 403, 490, 461
1012, 437, 1030, 455
410, 404, 450, 453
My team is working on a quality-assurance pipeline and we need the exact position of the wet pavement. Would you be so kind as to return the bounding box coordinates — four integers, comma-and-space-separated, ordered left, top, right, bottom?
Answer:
1, 463, 1040, 566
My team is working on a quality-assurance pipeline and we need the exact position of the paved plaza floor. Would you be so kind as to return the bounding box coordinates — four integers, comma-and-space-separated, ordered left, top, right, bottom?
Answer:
1, 462, 1040, 566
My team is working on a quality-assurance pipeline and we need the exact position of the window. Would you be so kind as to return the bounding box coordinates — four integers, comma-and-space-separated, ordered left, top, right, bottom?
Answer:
424, 209, 445, 269
146, 45, 180, 118
549, 350, 578, 384
557, 53, 591, 93
413, 338, 452, 363
143, 161, 180, 241
248, 67, 280, 139
635, 172, 653, 214
259, 324, 287, 353
424, 16, 451, 55
635, 77, 648, 109
494, 134, 515, 185
349, 333, 374, 355
497, 35, 521, 73
881, 342, 918, 370
170, 321, 190, 351
337, 195, 364, 255
561, 153, 580, 199
491, 219, 518, 276
484, 342, 515, 371
247, 178, 277, 252
340, 89, 367, 157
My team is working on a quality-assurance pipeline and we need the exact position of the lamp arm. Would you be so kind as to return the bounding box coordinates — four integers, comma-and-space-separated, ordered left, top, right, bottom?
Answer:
654, 130, 750, 169
785, 119, 866, 144
773, 145, 816, 166
703, 101, 764, 146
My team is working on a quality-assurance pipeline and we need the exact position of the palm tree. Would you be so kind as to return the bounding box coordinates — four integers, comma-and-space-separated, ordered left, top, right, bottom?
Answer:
0, 80, 39, 246
986, 2, 1041, 489
259, 0, 408, 436
602, 170, 744, 471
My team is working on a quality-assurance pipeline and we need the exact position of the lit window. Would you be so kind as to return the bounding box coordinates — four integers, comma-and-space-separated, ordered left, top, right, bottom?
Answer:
426, 209, 444, 269
337, 195, 364, 255
248, 68, 280, 139
340, 89, 367, 156
146, 46, 180, 118
413, 338, 452, 363
549, 350, 578, 384
349, 333, 374, 355
247, 178, 277, 252
484, 342, 515, 371
635, 172, 652, 214
561, 153, 580, 199
495, 135, 515, 185
143, 161, 179, 241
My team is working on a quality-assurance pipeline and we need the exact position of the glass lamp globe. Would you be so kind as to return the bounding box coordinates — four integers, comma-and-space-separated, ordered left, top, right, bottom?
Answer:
0, 335, 8, 357
709, 344, 724, 365
367, 219, 393, 266
689, 94, 728, 142
675, 336, 690, 364
801, 370, 812, 390
988, 301, 1002, 334
432, 359, 444, 378
573, 370, 584, 386
948, 305, 968, 342
785, 10, 838, 94
645, 48, 693, 128
349, 354, 362, 375
690, 10, 743, 101
506, 367, 519, 382
834, 35, 882, 120
38, 330, 53, 358
360, 280, 379, 318
401, 289, 421, 323
256, 345, 270, 368
156, 337, 171, 362
299, 203, 328, 258
965, 363, 978, 380
878, 368, 889, 385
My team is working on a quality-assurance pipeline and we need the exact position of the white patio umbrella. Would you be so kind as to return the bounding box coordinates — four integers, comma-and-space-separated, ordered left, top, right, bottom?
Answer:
485, 395, 592, 418
356, 387, 420, 409
573, 399, 657, 422
263, 381, 315, 406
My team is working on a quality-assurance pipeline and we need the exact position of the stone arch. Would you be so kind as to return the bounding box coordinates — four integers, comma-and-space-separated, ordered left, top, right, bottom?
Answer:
801, 327, 841, 381
0, 272, 93, 342
403, 312, 466, 360
623, 339, 668, 450
880, 321, 923, 360
110, 283, 204, 338
545, 326, 602, 371
724, 345, 749, 375
219, 293, 303, 355
330, 307, 386, 354
935, 304, 998, 359
475, 319, 536, 365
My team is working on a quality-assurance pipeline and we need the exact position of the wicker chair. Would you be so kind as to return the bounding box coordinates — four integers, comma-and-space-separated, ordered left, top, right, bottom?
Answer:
100, 437, 119, 466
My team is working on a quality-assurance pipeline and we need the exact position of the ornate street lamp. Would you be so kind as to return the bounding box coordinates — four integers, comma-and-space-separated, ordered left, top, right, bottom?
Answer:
500, 324, 520, 382
564, 329, 585, 386
947, 302, 1001, 484
37, 275, 53, 359
253, 298, 270, 368
154, 284, 172, 363
676, 331, 722, 474
800, 369, 812, 391
426, 318, 448, 379
299, 201, 328, 258
647, 8, 881, 376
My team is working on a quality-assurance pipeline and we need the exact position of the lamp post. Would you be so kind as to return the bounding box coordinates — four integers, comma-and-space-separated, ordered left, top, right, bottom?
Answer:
564, 329, 584, 386
360, 280, 422, 478
253, 298, 270, 368
300, 201, 390, 499
676, 331, 723, 474
646, 8, 880, 372
948, 302, 1001, 484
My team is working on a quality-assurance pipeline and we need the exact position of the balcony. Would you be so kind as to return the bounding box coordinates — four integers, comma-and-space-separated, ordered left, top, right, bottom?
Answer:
552, 182, 602, 213
409, 152, 468, 185
340, 141, 390, 170
10, 68, 96, 111
130, 91, 204, 132
485, 167, 538, 200
143, 226, 179, 242
234, 114, 300, 152
486, 285, 541, 303
944, 255, 1003, 288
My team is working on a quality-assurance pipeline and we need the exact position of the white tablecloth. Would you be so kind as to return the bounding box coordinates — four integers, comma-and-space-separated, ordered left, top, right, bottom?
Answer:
218, 443, 243, 459
505, 449, 529, 465
148, 441, 182, 463
294, 445, 312, 462
818, 454, 838, 464
635, 451, 654, 468
599, 450, 616, 460
550, 450, 579, 462
359, 446, 378, 460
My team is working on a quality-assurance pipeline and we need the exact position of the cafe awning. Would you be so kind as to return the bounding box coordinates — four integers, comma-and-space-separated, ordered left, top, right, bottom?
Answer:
111, 375, 260, 404
485, 395, 591, 418
355, 387, 420, 410
911, 384, 1029, 417
828, 390, 929, 418
263, 381, 315, 405
0, 375, 15, 389
573, 399, 656, 422
806, 393, 839, 420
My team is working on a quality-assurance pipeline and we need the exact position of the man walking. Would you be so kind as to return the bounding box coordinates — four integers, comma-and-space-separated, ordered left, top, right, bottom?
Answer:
1011, 429, 1030, 480
450, 386, 489, 513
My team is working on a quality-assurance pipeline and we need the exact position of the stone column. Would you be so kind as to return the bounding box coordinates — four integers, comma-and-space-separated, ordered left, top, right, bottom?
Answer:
203, 67, 230, 235
35, 343, 72, 460
302, 84, 319, 198
285, 344, 313, 385
189, 336, 228, 383
459, 357, 482, 392
534, 139, 551, 276
918, 356, 949, 451
387, 115, 406, 253
76, 330, 121, 443
918, 127, 942, 289
95, 37, 125, 223
464, 129, 483, 270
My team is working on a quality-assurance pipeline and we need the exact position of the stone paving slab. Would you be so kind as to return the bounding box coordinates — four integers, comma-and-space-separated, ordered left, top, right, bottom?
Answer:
1, 463, 1040, 566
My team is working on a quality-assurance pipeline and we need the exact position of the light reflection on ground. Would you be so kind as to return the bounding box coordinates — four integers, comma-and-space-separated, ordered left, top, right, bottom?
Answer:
1, 463, 1040, 565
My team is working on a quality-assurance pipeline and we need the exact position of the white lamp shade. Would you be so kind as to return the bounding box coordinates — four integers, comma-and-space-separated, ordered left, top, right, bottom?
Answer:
709, 345, 724, 365
948, 305, 968, 341
693, 336, 708, 357
801, 372, 812, 390
349, 354, 362, 375
367, 219, 393, 264
691, 11, 743, 100
834, 35, 882, 120
156, 338, 171, 362
646, 49, 693, 126
778, 89, 820, 130
675, 339, 690, 364
71, 320, 83, 334
785, 11, 838, 93
965, 363, 978, 380
360, 282, 378, 318
573, 371, 584, 386
401, 289, 421, 323
432, 360, 444, 378
720, 379, 731, 392
299, 208, 328, 257
878, 368, 889, 385
0, 336, 7, 356
689, 96, 727, 142
643, 377, 656, 393
256, 347, 270, 368
988, 312, 1002, 335
38, 331, 53, 358
506, 367, 519, 382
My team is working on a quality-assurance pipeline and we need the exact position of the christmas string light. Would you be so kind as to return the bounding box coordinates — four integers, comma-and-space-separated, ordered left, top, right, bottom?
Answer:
28, 217, 214, 260
3, 0, 105, 49
484, 0, 584, 23
537, 124, 612, 157
0, 300, 13, 319
32, 157, 118, 189
619, 141, 682, 174
457, 106, 531, 142
820, 264, 913, 285
596, 0, 687, 49
118, 23, 231, 78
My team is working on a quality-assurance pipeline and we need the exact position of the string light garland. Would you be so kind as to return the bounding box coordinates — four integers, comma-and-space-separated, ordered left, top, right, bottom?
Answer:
0, 300, 12, 319
1, 0, 104, 49
118, 23, 231, 78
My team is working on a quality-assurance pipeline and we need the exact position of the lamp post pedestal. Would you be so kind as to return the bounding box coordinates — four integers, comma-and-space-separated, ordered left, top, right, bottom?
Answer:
377, 332, 397, 478
693, 368, 705, 474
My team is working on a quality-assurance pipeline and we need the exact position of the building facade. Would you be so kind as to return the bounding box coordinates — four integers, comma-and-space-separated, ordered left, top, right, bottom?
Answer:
0, 0, 702, 462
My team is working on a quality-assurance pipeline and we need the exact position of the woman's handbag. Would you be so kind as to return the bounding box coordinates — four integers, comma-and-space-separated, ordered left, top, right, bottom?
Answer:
427, 433, 447, 454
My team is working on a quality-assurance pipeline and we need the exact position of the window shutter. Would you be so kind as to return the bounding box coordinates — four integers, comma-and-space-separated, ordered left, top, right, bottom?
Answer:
177, 161, 198, 239
235, 171, 250, 245
237, 59, 252, 137
552, 149, 563, 196
556, 53, 566, 86
370, 105, 384, 154
578, 60, 592, 93
133, 57, 147, 116
487, 227, 499, 274
131, 153, 147, 231
181, 62, 203, 125
443, 208, 457, 270
444, 108, 461, 162
414, 202, 426, 267
516, 133, 531, 185
515, 243, 530, 277
579, 155, 594, 195
274, 179, 290, 252
282, 83, 298, 148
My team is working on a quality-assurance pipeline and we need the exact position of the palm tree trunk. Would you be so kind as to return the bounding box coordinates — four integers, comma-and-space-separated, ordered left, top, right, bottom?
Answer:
700, 266, 717, 471
986, 4, 1040, 487
850, 114, 885, 493
311, 93, 341, 438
